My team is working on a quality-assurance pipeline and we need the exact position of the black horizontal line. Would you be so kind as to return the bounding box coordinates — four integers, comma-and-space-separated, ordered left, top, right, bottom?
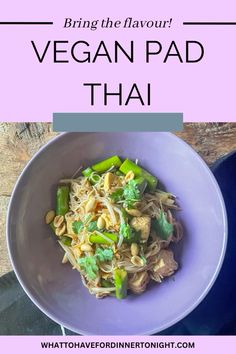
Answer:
183, 22, 236, 25
0, 21, 53, 25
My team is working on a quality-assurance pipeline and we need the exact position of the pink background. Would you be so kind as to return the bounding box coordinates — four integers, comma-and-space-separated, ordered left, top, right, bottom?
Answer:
0, 0, 236, 121
0, 336, 236, 354
1, 336, 236, 353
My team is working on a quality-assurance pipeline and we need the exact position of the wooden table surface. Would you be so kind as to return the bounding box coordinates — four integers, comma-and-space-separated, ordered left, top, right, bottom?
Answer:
1, 122, 236, 276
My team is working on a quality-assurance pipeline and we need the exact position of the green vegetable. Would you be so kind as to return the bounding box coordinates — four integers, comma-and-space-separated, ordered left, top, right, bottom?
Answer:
114, 268, 128, 299
120, 158, 141, 175
152, 210, 174, 240
92, 156, 122, 173
119, 159, 157, 190
120, 223, 140, 244
78, 256, 98, 280
137, 169, 157, 190
135, 177, 148, 194
89, 173, 101, 185
78, 248, 114, 280
110, 188, 124, 202
87, 221, 99, 232
72, 221, 84, 234
95, 247, 114, 262
60, 235, 72, 246
89, 232, 118, 244
123, 179, 141, 202
123, 178, 147, 209
120, 208, 129, 222
101, 279, 114, 288
120, 223, 132, 240
115, 171, 123, 176
82, 167, 93, 177
56, 186, 70, 216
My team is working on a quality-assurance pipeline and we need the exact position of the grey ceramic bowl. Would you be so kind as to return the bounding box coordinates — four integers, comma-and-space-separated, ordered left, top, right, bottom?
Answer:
7, 132, 227, 335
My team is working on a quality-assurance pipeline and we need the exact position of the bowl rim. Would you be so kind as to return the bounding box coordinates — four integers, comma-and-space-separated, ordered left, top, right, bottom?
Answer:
6, 132, 228, 335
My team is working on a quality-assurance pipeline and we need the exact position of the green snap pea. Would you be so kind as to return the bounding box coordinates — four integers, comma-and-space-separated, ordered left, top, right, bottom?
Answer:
114, 268, 128, 299
56, 186, 69, 216
115, 170, 124, 176
89, 232, 118, 244
92, 156, 122, 173
134, 176, 148, 194
82, 167, 93, 177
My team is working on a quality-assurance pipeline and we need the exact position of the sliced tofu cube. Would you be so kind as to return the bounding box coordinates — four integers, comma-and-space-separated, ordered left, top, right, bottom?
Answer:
154, 250, 178, 277
130, 216, 151, 242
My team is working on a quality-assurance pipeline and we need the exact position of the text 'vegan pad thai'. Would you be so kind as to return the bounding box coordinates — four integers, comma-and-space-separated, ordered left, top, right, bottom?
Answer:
45, 156, 183, 299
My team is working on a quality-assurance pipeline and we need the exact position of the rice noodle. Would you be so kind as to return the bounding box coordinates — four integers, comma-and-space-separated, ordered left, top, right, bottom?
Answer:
117, 233, 124, 249
58, 241, 78, 269
113, 206, 125, 248
90, 287, 116, 293
98, 197, 117, 224
99, 263, 114, 273
113, 206, 125, 224
141, 201, 154, 212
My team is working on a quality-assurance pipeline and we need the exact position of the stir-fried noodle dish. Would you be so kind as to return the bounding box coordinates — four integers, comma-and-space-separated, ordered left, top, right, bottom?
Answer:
45, 156, 183, 299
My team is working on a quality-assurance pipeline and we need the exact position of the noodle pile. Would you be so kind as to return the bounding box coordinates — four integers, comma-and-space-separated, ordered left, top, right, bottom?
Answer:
45, 158, 183, 299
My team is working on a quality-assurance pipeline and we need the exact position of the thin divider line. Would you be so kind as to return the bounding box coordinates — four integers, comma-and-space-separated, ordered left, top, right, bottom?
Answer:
0, 21, 53, 25
183, 22, 236, 25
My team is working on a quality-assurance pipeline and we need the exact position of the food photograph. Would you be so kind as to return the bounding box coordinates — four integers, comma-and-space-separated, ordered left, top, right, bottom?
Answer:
0, 123, 236, 335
